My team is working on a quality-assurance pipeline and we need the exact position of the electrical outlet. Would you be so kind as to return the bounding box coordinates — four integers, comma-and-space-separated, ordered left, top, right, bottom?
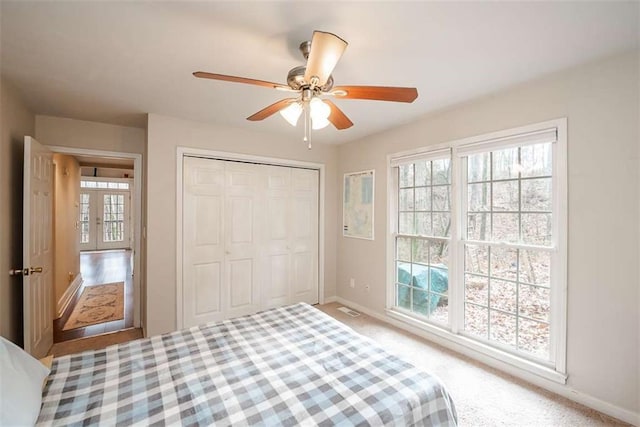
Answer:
349, 278, 355, 289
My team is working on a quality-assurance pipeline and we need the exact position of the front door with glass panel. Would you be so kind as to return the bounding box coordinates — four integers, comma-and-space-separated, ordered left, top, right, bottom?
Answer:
80, 190, 131, 251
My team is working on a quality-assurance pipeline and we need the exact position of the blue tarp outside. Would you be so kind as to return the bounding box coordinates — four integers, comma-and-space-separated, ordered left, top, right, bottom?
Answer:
397, 264, 448, 315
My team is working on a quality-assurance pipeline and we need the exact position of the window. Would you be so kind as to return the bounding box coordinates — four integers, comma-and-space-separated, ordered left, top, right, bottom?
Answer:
81, 180, 129, 190
463, 143, 553, 360
103, 194, 125, 242
395, 156, 451, 325
79, 193, 90, 244
388, 120, 566, 378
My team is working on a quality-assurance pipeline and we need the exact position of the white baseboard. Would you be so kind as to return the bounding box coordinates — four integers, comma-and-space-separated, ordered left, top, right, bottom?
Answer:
322, 295, 337, 304
334, 296, 639, 426
56, 274, 83, 318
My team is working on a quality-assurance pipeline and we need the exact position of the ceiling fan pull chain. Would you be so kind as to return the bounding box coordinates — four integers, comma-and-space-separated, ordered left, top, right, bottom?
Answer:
303, 101, 311, 149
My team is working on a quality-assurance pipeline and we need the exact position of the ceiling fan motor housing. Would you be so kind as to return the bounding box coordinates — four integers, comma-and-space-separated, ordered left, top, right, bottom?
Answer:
287, 65, 334, 91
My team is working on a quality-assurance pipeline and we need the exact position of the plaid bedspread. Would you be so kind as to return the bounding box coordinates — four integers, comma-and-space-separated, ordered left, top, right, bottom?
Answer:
38, 303, 457, 426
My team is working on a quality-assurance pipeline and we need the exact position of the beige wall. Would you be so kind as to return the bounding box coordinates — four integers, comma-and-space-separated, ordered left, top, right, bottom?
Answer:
146, 114, 339, 337
52, 153, 81, 311
0, 78, 35, 345
336, 51, 639, 418
35, 115, 145, 154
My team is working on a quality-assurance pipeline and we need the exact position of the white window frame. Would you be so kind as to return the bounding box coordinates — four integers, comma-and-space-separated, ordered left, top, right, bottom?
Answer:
386, 118, 567, 383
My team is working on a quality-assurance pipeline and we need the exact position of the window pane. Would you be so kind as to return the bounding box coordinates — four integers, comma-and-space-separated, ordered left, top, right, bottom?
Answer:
431, 299, 448, 325
399, 164, 413, 187
414, 187, 430, 211
432, 159, 451, 184
468, 152, 490, 183
465, 274, 488, 306
118, 183, 129, 189
467, 213, 490, 241
397, 262, 412, 285
108, 182, 118, 189
432, 213, 450, 237
489, 279, 516, 314
521, 143, 552, 178
432, 186, 450, 211
415, 213, 431, 235
396, 284, 411, 310
399, 188, 414, 211
521, 178, 552, 212
399, 212, 414, 234
519, 284, 550, 322
492, 147, 519, 180
490, 246, 518, 281
430, 266, 448, 295
430, 241, 448, 266
412, 239, 429, 264
412, 288, 429, 316
465, 303, 488, 339
519, 250, 550, 286
465, 244, 488, 275
468, 183, 490, 212
414, 161, 430, 186
97, 182, 107, 188
521, 213, 552, 246
489, 311, 516, 347
493, 180, 519, 212
396, 237, 411, 262
492, 213, 519, 243
518, 318, 549, 359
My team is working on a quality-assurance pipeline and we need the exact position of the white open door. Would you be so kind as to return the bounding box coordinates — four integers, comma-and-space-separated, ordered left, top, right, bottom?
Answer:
22, 136, 54, 357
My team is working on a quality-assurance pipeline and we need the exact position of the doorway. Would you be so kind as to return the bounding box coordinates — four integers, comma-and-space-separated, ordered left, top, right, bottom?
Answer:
48, 149, 142, 344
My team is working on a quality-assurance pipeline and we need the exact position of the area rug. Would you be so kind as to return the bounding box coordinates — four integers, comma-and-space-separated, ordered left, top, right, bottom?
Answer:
63, 282, 124, 331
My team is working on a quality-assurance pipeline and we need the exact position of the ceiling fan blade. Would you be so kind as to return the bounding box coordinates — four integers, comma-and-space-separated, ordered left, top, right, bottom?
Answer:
332, 85, 418, 103
304, 31, 348, 87
246, 98, 297, 121
193, 71, 289, 90
324, 100, 353, 130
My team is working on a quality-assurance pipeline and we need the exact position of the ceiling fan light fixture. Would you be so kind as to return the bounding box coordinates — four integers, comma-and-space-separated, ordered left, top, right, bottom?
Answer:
303, 31, 348, 86
279, 101, 303, 126
309, 98, 331, 130
311, 116, 330, 130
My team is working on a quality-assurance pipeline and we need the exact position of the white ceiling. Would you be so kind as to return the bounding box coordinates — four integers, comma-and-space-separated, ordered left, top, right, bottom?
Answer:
1, 1, 638, 145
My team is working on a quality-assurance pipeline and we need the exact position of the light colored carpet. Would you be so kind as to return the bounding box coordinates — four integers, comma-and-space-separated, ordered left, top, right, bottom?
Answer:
63, 282, 124, 330
316, 302, 629, 427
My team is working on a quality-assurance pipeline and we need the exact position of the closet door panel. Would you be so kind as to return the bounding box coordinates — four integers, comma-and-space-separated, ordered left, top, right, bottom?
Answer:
262, 166, 292, 309
291, 168, 319, 304
224, 162, 260, 318
228, 258, 254, 309
195, 262, 221, 314
183, 157, 226, 326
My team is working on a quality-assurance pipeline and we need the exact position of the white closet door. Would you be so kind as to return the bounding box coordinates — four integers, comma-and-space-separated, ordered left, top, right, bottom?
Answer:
183, 157, 319, 328
183, 157, 225, 326
291, 168, 319, 304
223, 161, 261, 319
262, 165, 292, 309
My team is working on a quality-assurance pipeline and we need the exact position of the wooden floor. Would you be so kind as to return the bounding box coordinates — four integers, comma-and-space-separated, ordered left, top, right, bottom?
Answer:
53, 250, 134, 343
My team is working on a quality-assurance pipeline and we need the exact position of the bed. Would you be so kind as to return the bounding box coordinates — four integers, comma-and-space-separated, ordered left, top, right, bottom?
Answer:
36, 303, 457, 426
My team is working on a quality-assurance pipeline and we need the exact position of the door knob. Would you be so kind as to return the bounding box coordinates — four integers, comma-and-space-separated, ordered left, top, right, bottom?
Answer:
9, 267, 43, 276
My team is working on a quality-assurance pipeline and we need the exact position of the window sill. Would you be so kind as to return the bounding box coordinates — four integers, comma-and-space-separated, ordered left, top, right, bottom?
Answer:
385, 308, 567, 385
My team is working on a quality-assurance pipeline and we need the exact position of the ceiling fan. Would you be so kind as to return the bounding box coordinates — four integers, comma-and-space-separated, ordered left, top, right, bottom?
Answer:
193, 31, 418, 148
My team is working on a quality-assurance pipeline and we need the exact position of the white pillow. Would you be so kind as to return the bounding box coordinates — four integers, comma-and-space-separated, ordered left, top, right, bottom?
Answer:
0, 336, 50, 426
